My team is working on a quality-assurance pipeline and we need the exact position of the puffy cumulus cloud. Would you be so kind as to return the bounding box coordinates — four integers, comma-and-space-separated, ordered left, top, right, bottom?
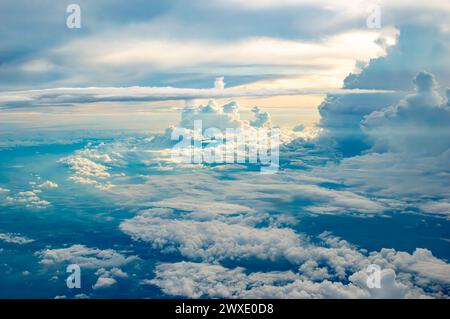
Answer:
36, 245, 138, 269
0, 233, 34, 245
348, 268, 423, 299
93, 277, 117, 290
146, 261, 429, 299
121, 207, 378, 275
369, 248, 450, 285
290, 27, 450, 217
58, 146, 115, 190
120, 211, 301, 263
362, 71, 450, 156
317, 92, 401, 156
87, 267, 130, 292
60, 156, 111, 178
310, 72, 450, 210
315, 24, 450, 156
343, 25, 450, 91
180, 100, 243, 131
143, 231, 449, 298
122, 202, 450, 298
53, 99, 281, 176
146, 262, 299, 299
178, 100, 274, 132
4, 190, 50, 209
92, 268, 128, 290
0, 187, 9, 193
37, 180, 58, 189
250, 107, 272, 128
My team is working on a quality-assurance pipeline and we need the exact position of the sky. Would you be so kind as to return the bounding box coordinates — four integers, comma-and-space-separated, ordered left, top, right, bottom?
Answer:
0, 0, 450, 299
1, 0, 449, 131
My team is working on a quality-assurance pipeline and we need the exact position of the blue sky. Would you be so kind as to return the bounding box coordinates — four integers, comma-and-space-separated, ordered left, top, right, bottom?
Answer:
0, 0, 450, 299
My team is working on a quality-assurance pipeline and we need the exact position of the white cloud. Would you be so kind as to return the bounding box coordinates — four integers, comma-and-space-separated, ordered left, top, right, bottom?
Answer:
250, 106, 272, 128
38, 180, 58, 189
5, 191, 50, 209
310, 72, 450, 210
59, 149, 114, 190
36, 245, 137, 269
0, 233, 34, 245
179, 100, 244, 131
362, 72, 450, 156
120, 211, 301, 262
0, 84, 389, 107
59, 156, 110, 179
51, 29, 387, 83
418, 201, 450, 216
147, 261, 428, 299
120, 203, 450, 297
370, 248, 450, 284
93, 277, 117, 290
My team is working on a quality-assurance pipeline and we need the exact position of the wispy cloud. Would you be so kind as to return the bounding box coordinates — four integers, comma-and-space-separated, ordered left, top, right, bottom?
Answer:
0, 85, 393, 107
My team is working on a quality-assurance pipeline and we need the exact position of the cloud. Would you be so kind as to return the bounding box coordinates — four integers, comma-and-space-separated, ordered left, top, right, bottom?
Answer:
72, 129, 387, 216
250, 106, 272, 128
38, 180, 59, 189
309, 72, 450, 210
120, 211, 301, 262
315, 24, 450, 156
120, 203, 450, 289
119, 197, 450, 298
0, 233, 34, 245
371, 248, 450, 284
5, 191, 50, 209
343, 25, 450, 91
362, 71, 450, 156
93, 277, 117, 290
36, 245, 137, 268
59, 150, 113, 190
141, 231, 449, 298
179, 100, 244, 131
312, 151, 450, 208
92, 267, 128, 290
418, 201, 450, 216
1, 1, 450, 301
1, 0, 448, 92
146, 261, 428, 299
0, 84, 389, 108
293, 124, 305, 132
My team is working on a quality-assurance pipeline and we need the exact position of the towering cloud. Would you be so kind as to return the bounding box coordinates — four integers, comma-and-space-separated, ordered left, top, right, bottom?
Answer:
316, 24, 450, 156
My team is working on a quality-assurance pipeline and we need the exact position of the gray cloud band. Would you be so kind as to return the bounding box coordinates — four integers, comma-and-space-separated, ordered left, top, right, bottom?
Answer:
0, 86, 395, 107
